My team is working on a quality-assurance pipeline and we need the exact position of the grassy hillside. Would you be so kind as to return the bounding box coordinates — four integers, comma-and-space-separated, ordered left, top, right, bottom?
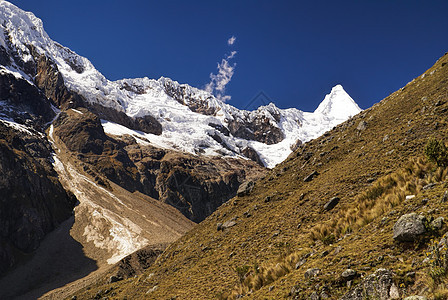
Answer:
74, 52, 448, 299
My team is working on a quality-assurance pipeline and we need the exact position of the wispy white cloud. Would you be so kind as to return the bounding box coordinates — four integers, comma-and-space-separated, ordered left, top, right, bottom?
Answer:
206, 37, 237, 102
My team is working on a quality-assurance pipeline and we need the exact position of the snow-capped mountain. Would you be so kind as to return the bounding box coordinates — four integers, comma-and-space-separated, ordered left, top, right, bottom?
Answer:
0, 2, 365, 297
0, 1, 361, 168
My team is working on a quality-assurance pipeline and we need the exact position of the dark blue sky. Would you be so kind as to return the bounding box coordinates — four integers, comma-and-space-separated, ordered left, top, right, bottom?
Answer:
8, 0, 448, 111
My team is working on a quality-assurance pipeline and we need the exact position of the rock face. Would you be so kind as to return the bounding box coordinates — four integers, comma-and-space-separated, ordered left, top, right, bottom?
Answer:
89, 103, 162, 135
0, 64, 77, 277
393, 213, 427, 242
52, 110, 265, 223
241, 146, 264, 167
35, 54, 163, 135
53, 108, 142, 193
162, 77, 284, 145
125, 141, 265, 222
237, 181, 255, 197
35, 54, 84, 110
0, 72, 55, 125
0, 121, 76, 276
323, 197, 340, 211
304, 171, 319, 182
227, 111, 285, 145
341, 269, 395, 300
115, 246, 164, 279
162, 78, 218, 116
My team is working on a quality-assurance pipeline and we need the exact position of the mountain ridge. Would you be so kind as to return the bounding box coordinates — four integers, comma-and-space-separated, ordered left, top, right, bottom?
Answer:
0, 0, 362, 168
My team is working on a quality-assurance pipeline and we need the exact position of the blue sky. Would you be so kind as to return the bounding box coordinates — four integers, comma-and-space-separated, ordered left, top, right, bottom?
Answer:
8, 0, 448, 111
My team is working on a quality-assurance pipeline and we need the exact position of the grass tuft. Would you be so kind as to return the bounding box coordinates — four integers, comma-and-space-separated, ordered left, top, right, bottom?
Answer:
310, 157, 442, 242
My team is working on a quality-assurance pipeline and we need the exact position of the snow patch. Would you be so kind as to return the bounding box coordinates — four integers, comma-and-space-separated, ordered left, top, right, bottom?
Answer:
71, 108, 84, 115
1, 1, 362, 168
0, 117, 43, 137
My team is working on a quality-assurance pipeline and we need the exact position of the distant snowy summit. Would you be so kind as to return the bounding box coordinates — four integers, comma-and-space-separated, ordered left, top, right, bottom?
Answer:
0, 1, 362, 168
314, 85, 361, 120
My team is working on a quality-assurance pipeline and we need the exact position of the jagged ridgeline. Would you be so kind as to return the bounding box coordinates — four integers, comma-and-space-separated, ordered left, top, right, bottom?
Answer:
71, 51, 448, 299
0, 1, 363, 299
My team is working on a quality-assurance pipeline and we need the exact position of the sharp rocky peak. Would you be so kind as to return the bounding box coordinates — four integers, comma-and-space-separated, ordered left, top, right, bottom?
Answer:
314, 84, 361, 120
0, 1, 362, 168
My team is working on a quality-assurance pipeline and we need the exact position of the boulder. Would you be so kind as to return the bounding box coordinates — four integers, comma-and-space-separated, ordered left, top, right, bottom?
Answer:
309, 291, 319, 300
304, 171, 319, 182
221, 220, 237, 230
109, 275, 123, 283
393, 213, 427, 242
431, 217, 444, 231
323, 197, 340, 211
389, 283, 400, 299
356, 121, 367, 131
422, 183, 436, 190
237, 181, 255, 197
290, 139, 302, 152
304, 268, 321, 279
341, 269, 357, 281
216, 223, 223, 231
295, 258, 307, 269
341, 269, 394, 300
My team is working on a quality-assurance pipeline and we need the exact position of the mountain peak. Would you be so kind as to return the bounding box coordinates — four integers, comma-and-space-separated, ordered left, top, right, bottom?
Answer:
0, 1, 361, 169
314, 84, 362, 120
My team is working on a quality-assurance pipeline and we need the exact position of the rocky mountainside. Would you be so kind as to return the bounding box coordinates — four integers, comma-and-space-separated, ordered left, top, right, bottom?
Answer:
0, 1, 364, 298
0, 118, 75, 275
0, 1, 361, 168
72, 52, 448, 299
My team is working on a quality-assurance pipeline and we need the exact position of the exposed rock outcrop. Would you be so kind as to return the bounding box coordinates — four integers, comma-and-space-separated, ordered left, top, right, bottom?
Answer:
0, 121, 76, 276
126, 142, 265, 222
89, 103, 162, 135
393, 213, 427, 242
162, 77, 285, 145
0, 72, 55, 125
323, 197, 340, 211
162, 78, 218, 115
35, 55, 84, 110
52, 109, 266, 223
341, 269, 395, 300
228, 113, 284, 145
115, 245, 164, 279
237, 180, 255, 197
241, 146, 264, 166
35, 54, 163, 135
53, 108, 142, 193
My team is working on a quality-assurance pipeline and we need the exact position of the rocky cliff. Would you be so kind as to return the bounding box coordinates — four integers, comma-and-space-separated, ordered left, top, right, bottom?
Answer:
0, 119, 76, 275
52, 108, 265, 223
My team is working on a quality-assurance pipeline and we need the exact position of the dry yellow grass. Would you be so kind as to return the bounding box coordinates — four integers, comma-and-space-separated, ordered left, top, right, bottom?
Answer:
310, 157, 445, 242
222, 157, 448, 299
72, 53, 448, 299
220, 250, 310, 299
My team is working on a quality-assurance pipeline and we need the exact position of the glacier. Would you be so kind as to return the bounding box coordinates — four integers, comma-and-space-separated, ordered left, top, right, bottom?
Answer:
0, 1, 362, 168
